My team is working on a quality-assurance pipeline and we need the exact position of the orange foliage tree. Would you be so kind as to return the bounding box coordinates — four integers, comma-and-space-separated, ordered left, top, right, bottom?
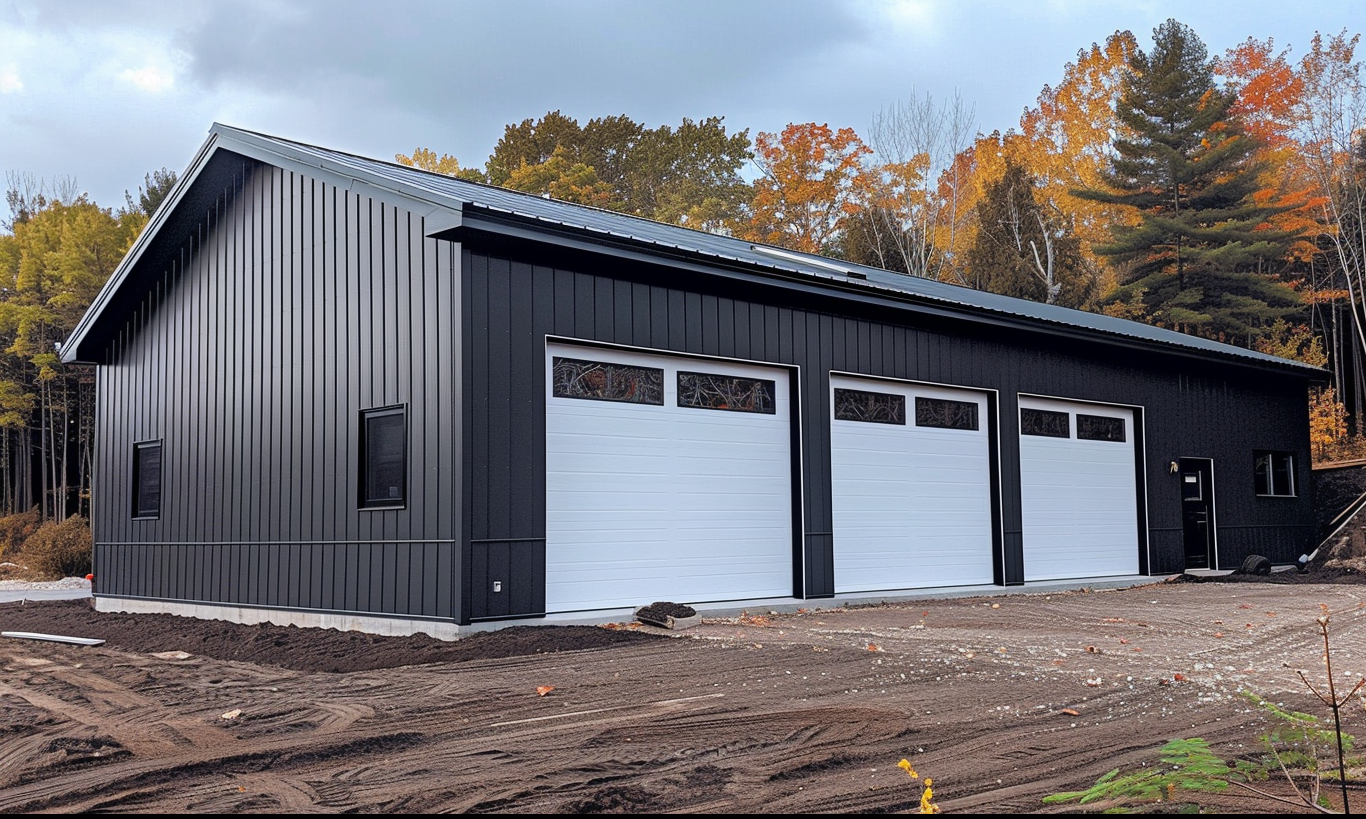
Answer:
950, 32, 1139, 302
741, 123, 872, 255
1216, 38, 1324, 271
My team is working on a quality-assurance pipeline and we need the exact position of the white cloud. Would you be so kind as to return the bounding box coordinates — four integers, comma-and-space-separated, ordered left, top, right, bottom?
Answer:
0, 70, 22, 93
881, 0, 938, 31
118, 65, 175, 93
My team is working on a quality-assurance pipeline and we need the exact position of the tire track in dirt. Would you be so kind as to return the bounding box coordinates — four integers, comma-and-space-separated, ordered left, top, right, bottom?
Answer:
6, 583, 1366, 812
2, 730, 426, 813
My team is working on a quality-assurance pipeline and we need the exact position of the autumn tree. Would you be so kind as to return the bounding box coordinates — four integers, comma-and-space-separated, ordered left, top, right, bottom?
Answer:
1018, 32, 1140, 270
612, 117, 753, 230
966, 161, 1092, 307
1294, 33, 1366, 375
0, 191, 141, 519
408, 112, 751, 228
741, 123, 871, 255
847, 91, 976, 281
1078, 19, 1301, 340
944, 33, 1136, 299
502, 145, 615, 207
395, 147, 486, 182
1215, 39, 1324, 272
485, 110, 585, 186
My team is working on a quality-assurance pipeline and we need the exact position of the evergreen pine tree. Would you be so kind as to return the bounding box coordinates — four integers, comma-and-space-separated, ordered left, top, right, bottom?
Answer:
967, 160, 1093, 308
1079, 19, 1300, 340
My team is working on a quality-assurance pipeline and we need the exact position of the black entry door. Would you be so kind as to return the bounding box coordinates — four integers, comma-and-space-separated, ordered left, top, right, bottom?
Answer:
1180, 458, 1215, 569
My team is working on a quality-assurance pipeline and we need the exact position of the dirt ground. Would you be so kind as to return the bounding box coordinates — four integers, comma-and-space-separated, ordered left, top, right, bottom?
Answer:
5, 577, 1366, 813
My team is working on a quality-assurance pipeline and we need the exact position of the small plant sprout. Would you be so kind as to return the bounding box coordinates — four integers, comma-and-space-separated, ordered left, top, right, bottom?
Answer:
1048, 609, 1366, 814
899, 758, 940, 814
1297, 607, 1366, 813
1042, 738, 1246, 809
1228, 607, 1366, 813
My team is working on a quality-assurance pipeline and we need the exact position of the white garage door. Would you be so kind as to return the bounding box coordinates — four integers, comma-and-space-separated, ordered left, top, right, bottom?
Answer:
831, 376, 994, 592
545, 344, 793, 613
1019, 396, 1139, 581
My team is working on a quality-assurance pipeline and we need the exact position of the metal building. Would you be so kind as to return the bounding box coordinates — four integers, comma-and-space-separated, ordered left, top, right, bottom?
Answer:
60, 125, 1320, 636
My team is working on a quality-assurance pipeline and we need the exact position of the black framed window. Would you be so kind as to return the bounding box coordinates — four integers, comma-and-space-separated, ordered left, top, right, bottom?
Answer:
677, 371, 776, 414
1254, 451, 1295, 497
1021, 408, 1069, 438
915, 396, 979, 430
361, 406, 407, 509
552, 356, 664, 405
132, 440, 162, 519
833, 388, 905, 424
1076, 413, 1126, 442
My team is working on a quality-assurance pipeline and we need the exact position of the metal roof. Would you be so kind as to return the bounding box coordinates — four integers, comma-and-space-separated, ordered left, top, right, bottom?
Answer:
62, 123, 1323, 376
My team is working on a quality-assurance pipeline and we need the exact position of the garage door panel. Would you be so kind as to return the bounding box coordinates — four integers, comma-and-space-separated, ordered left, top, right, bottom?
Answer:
546, 344, 793, 613
832, 376, 995, 593
1020, 397, 1139, 581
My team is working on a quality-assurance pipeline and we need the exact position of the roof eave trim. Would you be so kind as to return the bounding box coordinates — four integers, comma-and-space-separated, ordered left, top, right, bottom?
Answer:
453, 208, 1325, 379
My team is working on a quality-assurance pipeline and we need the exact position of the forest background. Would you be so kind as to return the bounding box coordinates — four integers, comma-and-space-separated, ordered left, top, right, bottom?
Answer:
3, 18, 1365, 528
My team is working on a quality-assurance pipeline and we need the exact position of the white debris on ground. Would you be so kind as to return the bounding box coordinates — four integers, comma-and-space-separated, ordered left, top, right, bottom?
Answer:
0, 577, 92, 591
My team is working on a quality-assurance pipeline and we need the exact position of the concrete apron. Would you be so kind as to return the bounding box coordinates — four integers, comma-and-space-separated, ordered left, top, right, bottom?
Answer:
104, 574, 1166, 640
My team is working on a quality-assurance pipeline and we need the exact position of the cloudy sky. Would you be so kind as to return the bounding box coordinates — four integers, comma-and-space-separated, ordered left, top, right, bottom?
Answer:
1, 0, 1361, 211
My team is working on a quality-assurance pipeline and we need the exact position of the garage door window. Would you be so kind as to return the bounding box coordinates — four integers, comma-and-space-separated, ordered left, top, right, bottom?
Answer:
552, 357, 664, 405
1254, 451, 1295, 497
915, 396, 978, 430
1021, 407, 1069, 438
833, 388, 905, 424
677, 371, 775, 414
1077, 414, 1125, 442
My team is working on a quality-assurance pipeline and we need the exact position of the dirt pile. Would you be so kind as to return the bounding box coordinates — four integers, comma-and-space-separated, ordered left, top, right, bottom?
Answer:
0, 599, 656, 672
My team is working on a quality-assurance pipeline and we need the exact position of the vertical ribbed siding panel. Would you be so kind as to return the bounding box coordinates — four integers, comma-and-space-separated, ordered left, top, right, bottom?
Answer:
463, 246, 1311, 609
318, 185, 338, 609
486, 257, 513, 540
509, 263, 539, 537
94, 159, 457, 620
469, 254, 490, 557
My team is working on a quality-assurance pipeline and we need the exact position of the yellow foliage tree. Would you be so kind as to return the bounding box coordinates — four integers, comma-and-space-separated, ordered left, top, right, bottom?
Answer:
741, 123, 872, 255
949, 32, 1139, 299
395, 148, 486, 183
1252, 320, 1357, 463
502, 146, 615, 208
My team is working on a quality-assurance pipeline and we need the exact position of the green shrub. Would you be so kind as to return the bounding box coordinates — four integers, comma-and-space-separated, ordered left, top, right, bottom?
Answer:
0, 507, 40, 559
24, 515, 92, 580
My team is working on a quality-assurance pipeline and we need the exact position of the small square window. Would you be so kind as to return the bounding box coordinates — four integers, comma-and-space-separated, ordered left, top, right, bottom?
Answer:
1254, 451, 1295, 497
361, 406, 406, 509
133, 440, 162, 519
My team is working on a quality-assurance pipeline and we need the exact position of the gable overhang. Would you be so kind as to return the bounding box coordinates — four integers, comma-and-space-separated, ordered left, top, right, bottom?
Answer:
59, 126, 465, 365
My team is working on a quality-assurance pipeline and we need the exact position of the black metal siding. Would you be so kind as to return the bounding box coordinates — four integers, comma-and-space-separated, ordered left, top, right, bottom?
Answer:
461, 240, 1313, 611
94, 158, 459, 620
